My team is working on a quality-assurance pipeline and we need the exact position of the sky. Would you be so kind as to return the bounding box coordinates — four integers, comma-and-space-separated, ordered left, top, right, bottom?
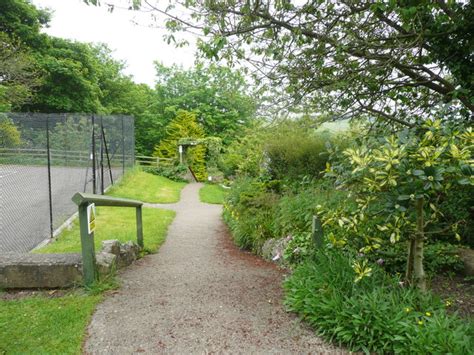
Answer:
32, 0, 198, 87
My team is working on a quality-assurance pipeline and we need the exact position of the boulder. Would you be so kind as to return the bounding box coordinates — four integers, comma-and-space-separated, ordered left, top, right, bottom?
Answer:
261, 237, 291, 265
101, 240, 121, 256
118, 241, 140, 268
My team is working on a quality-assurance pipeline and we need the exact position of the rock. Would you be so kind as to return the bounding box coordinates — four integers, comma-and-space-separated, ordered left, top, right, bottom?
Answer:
102, 240, 121, 256
96, 252, 117, 276
459, 248, 474, 276
261, 237, 290, 265
118, 241, 139, 268
101, 240, 140, 269
261, 238, 278, 260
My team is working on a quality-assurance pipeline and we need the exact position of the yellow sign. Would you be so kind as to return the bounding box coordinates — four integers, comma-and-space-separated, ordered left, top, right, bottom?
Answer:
87, 204, 96, 234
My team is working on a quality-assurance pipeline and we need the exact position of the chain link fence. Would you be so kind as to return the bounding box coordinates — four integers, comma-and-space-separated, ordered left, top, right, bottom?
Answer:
0, 113, 135, 252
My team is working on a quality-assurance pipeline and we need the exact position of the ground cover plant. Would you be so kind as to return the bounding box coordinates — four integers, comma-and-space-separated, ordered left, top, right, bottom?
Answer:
199, 183, 228, 204
106, 168, 186, 203
223, 177, 279, 252
284, 249, 473, 354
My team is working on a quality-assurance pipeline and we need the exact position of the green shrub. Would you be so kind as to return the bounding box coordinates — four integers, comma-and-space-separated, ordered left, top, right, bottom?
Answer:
377, 241, 465, 276
144, 163, 189, 182
324, 121, 473, 290
272, 183, 350, 263
219, 122, 268, 178
265, 130, 331, 181
284, 249, 473, 354
223, 178, 278, 252
437, 184, 474, 247
273, 183, 349, 237
0, 115, 21, 147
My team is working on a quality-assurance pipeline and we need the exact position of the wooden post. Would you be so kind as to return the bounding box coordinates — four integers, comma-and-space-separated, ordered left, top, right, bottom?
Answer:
312, 215, 324, 248
78, 204, 97, 286
136, 206, 143, 248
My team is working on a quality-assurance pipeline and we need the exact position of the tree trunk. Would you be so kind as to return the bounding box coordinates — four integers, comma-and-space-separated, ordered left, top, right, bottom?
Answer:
413, 197, 426, 292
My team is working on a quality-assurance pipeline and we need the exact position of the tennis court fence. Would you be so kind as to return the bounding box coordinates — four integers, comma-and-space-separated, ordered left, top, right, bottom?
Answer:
0, 113, 135, 252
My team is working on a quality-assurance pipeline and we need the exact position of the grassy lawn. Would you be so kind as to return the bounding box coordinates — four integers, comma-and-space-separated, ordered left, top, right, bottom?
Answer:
199, 184, 228, 204
0, 169, 180, 354
107, 169, 186, 203
0, 294, 101, 355
35, 206, 175, 254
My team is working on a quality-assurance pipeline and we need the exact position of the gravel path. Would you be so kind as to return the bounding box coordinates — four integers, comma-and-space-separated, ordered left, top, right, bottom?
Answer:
85, 183, 343, 354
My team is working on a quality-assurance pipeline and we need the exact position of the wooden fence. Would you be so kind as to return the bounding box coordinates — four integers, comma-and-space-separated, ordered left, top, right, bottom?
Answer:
135, 155, 174, 168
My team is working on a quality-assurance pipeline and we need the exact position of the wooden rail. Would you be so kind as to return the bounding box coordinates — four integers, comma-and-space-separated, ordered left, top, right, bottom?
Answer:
135, 155, 173, 167
0, 148, 134, 167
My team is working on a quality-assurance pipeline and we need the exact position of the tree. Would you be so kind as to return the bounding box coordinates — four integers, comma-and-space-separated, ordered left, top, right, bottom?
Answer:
26, 37, 105, 113
151, 63, 257, 144
0, 33, 41, 111
2, 1, 150, 116
0, 0, 48, 111
0, 0, 50, 49
154, 110, 207, 181
0, 114, 21, 147
323, 121, 473, 291
132, 0, 473, 127
49, 115, 90, 153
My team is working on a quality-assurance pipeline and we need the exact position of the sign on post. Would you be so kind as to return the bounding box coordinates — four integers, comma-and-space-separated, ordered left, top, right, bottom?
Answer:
87, 203, 96, 234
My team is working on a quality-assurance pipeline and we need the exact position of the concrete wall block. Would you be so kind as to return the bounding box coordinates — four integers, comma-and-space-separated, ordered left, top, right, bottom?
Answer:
0, 253, 83, 289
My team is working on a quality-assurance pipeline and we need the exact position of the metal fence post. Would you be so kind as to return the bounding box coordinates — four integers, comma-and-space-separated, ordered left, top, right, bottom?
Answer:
92, 115, 97, 194
78, 203, 97, 286
121, 115, 125, 174
46, 115, 54, 239
100, 116, 104, 195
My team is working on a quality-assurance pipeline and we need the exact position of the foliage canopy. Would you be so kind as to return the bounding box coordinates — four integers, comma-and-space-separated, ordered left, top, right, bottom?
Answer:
132, 0, 474, 126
